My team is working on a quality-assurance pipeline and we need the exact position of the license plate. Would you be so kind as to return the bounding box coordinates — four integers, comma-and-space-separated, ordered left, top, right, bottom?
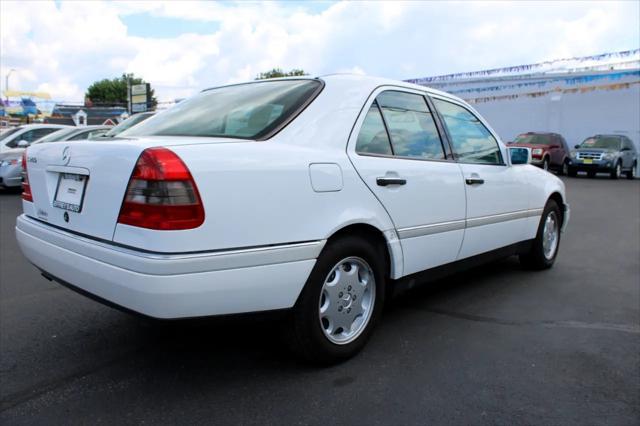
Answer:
53, 173, 87, 212
582, 159, 593, 164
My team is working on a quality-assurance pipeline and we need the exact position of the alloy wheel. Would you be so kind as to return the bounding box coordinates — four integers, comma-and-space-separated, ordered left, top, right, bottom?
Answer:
542, 211, 559, 260
318, 257, 376, 345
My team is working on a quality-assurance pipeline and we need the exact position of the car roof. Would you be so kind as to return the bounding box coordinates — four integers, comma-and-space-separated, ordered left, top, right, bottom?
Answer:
17, 124, 70, 130
202, 74, 457, 101
518, 132, 559, 136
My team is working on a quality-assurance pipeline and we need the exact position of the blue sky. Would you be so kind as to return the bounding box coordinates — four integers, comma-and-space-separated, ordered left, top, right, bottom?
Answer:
2, 1, 638, 102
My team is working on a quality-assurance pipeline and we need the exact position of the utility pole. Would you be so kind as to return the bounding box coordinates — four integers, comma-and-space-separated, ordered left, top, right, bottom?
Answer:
5, 68, 16, 102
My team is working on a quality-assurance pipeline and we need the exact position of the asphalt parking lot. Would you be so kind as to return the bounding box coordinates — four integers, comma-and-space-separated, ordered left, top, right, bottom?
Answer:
0, 176, 638, 425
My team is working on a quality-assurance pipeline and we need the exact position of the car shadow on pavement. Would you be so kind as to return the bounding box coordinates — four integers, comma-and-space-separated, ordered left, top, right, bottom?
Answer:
127, 256, 523, 370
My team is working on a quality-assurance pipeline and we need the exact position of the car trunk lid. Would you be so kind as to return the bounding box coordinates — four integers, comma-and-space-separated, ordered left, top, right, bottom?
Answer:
23, 136, 247, 241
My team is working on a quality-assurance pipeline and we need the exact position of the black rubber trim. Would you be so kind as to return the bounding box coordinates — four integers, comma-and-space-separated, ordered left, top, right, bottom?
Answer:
39, 270, 290, 321
391, 240, 533, 296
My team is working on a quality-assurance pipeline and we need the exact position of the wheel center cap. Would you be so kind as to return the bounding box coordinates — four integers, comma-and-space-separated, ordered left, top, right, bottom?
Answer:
341, 293, 352, 308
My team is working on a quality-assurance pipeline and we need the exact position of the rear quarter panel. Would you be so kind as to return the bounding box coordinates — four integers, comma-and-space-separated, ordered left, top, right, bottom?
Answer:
112, 142, 397, 254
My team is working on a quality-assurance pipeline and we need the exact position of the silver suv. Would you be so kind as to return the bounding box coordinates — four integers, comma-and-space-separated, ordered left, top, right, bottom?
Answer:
568, 135, 637, 179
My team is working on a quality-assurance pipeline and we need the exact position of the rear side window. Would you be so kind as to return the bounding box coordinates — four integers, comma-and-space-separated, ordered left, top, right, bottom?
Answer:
356, 91, 445, 160
433, 99, 503, 165
355, 102, 392, 155
122, 80, 322, 140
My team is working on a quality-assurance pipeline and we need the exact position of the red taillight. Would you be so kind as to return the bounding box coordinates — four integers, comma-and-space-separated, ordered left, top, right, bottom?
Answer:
21, 151, 33, 202
117, 147, 205, 230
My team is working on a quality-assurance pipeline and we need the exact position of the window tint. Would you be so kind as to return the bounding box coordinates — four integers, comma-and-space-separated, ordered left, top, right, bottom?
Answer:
355, 102, 392, 155
5, 128, 57, 147
68, 130, 98, 141
378, 91, 444, 160
33, 128, 76, 143
0, 127, 21, 143
433, 99, 502, 165
122, 80, 322, 140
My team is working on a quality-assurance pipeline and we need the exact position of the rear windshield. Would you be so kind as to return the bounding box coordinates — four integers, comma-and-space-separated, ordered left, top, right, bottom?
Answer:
514, 134, 553, 145
121, 80, 322, 140
580, 136, 621, 150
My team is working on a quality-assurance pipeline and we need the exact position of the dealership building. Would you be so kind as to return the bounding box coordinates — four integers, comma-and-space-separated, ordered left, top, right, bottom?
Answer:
407, 49, 640, 150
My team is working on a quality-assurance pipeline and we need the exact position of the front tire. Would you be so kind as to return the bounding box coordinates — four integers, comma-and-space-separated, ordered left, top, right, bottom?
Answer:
288, 236, 386, 364
610, 161, 621, 180
520, 199, 562, 270
542, 157, 550, 172
567, 167, 577, 177
559, 161, 569, 176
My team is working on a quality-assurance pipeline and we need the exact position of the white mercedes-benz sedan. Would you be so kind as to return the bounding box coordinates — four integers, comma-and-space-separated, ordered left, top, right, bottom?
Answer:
16, 75, 569, 363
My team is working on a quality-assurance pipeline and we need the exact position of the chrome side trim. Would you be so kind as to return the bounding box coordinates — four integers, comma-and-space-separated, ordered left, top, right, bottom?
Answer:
16, 215, 325, 275
397, 208, 544, 239
466, 208, 543, 228
397, 219, 465, 239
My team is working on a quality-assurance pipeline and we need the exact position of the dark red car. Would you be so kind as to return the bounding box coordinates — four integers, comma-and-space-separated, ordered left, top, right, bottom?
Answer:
509, 132, 570, 174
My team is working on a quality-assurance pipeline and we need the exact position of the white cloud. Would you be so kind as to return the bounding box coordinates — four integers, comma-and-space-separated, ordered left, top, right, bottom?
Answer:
1, 0, 638, 103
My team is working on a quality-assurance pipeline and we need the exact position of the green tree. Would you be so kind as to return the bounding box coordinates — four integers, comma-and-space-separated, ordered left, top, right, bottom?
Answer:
85, 73, 157, 108
255, 68, 308, 80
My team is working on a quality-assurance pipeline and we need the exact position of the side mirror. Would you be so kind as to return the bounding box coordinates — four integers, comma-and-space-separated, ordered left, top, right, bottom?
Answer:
574, 144, 580, 149
17, 140, 29, 148
621, 147, 630, 151
508, 147, 530, 165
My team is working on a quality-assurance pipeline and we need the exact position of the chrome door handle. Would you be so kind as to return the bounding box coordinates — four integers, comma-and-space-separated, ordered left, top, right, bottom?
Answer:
465, 178, 484, 185
376, 177, 407, 186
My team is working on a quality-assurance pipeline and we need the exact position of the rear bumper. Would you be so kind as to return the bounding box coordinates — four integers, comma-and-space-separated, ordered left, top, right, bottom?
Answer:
16, 214, 322, 319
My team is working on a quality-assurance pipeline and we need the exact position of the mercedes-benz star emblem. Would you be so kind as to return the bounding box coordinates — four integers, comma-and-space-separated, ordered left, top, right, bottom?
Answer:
62, 146, 71, 165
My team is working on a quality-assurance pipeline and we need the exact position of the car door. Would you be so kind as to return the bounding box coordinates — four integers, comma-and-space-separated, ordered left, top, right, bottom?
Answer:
348, 89, 466, 276
431, 96, 531, 259
621, 137, 634, 168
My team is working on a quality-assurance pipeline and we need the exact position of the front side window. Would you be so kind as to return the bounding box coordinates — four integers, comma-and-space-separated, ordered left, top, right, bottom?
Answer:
433, 98, 502, 165
121, 80, 322, 140
6, 129, 56, 147
0, 127, 22, 143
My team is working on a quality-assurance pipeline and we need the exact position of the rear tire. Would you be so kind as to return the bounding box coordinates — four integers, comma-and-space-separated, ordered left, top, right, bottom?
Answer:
288, 235, 386, 365
520, 199, 562, 270
626, 162, 637, 180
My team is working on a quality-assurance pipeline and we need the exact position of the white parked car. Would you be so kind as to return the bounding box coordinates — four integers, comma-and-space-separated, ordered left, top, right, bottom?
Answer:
0, 124, 70, 153
16, 76, 569, 363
